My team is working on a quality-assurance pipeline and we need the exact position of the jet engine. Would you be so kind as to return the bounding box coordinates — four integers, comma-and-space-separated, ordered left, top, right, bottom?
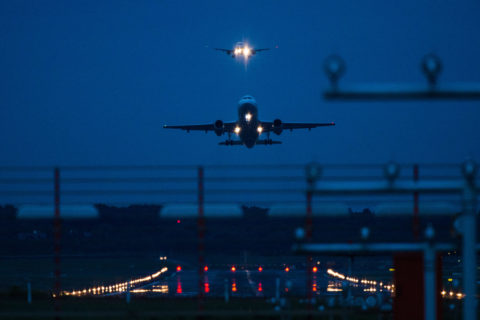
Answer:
213, 120, 224, 136
273, 119, 283, 135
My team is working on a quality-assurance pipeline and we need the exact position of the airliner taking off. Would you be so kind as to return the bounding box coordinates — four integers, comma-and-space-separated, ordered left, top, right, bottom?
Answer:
164, 95, 335, 149
214, 42, 269, 59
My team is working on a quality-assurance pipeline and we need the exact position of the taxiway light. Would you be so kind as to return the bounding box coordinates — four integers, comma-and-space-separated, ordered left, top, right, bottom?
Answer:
176, 266, 182, 272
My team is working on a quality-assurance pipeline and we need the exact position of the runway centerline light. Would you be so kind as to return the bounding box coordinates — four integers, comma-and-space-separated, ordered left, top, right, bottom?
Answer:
312, 266, 318, 273
204, 266, 208, 272
285, 267, 290, 272
231, 266, 236, 272
176, 266, 182, 272
258, 266, 263, 272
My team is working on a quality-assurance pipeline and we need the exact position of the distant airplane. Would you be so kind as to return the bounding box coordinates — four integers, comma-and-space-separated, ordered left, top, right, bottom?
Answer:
214, 42, 269, 59
164, 95, 335, 149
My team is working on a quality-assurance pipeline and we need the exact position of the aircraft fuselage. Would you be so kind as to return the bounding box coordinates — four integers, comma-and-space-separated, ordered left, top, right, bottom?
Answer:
236, 97, 260, 148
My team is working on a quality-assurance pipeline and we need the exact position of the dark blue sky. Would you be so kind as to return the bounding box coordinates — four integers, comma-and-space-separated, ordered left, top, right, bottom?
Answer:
1, 1, 479, 166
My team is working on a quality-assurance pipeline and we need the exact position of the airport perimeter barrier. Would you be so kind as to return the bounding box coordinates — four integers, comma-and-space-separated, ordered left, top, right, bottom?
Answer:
0, 162, 478, 319
297, 160, 479, 320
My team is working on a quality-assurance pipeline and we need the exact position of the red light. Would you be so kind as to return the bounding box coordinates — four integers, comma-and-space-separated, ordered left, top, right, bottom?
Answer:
285, 267, 290, 272
312, 266, 318, 273
176, 278, 182, 294
204, 266, 208, 272
204, 283, 210, 293
258, 283, 263, 292
232, 283, 237, 292
258, 266, 263, 272
176, 219, 181, 224
231, 266, 236, 272
176, 265, 182, 272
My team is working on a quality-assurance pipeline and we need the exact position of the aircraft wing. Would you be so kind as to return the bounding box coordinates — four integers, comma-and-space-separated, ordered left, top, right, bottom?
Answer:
252, 48, 270, 54
164, 122, 237, 133
214, 48, 233, 55
262, 121, 335, 132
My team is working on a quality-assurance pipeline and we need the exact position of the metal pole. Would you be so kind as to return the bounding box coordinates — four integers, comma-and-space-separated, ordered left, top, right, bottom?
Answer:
27, 282, 32, 304
462, 176, 477, 320
126, 282, 131, 304
275, 277, 280, 302
224, 279, 229, 303
197, 166, 205, 311
413, 164, 420, 240
53, 167, 61, 319
306, 187, 313, 303
424, 243, 436, 320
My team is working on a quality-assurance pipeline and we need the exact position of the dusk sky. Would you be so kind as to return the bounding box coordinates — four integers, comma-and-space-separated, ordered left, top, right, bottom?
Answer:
1, 1, 479, 167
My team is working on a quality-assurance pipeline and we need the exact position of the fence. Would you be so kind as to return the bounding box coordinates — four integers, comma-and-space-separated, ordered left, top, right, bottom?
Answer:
0, 162, 478, 319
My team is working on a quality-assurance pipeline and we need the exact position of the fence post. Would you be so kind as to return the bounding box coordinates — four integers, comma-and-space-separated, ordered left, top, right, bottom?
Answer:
413, 164, 419, 240
462, 161, 477, 320
424, 225, 436, 320
197, 166, 205, 311
53, 167, 61, 318
305, 163, 318, 309
27, 282, 32, 304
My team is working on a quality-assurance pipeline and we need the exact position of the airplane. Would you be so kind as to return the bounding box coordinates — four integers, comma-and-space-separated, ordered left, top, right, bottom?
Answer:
163, 95, 335, 149
214, 42, 269, 59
